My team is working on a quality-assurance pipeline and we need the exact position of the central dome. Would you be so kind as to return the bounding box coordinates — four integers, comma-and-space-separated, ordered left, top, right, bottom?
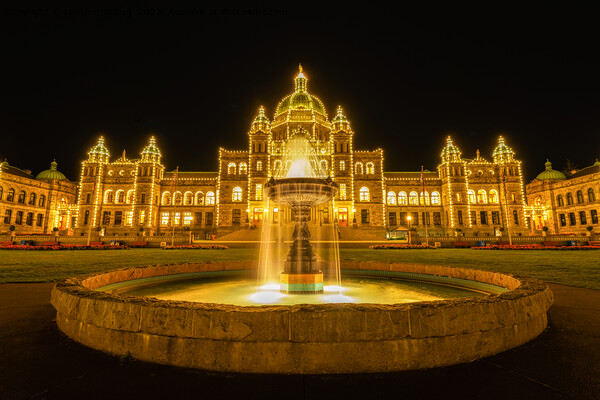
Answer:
275, 65, 327, 116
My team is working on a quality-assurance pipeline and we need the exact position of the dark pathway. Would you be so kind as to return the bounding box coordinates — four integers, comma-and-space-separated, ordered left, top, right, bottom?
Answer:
0, 282, 598, 400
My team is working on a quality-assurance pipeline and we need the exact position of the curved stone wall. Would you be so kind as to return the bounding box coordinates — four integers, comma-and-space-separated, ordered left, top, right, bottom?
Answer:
51, 261, 553, 374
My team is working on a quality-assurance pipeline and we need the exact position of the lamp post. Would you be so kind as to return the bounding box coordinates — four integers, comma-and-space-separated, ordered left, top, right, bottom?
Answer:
407, 215, 412, 244
407, 215, 412, 229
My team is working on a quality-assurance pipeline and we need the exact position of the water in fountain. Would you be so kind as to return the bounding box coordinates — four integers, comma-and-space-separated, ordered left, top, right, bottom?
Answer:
255, 128, 346, 301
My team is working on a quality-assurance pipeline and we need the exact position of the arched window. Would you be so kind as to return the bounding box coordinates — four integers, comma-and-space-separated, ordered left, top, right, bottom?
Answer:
116, 190, 125, 203
419, 191, 430, 205
61, 197, 66, 205
588, 188, 596, 202
398, 191, 407, 205
273, 160, 282, 174
126, 190, 135, 204
29, 192, 36, 205
320, 160, 328, 172
206, 192, 215, 205
239, 163, 247, 175
467, 189, 476, 204
567, 193, 573, 205
195, 191, 204, 205
409, 191, 419, 205
184, 191, 194, 205
535, 196, 542, 206
477, 189, 487, 204
232, 187, 242, 202
359, 187, 370, 201
161, 191, 171, 205
557, 194, 564, 206
366, 162, 374, 174
104, 190, 114, 203
355, 162, 364, 175
18, 191, 26, 204
39, 195, 45, 207
489, 189, 499, 204
431, 191, 440, 205
174, 191, 182, 205
228, 163, 236, 175
577, 190, 584, 204
7, 188, 15, 202
387, 191, 397, 205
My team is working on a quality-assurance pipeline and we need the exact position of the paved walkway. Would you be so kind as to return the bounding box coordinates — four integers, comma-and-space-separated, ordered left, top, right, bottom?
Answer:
0, 282, 598, 400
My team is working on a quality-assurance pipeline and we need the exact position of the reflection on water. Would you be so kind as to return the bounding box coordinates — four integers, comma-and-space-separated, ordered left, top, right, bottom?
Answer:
116, 276, 487, 306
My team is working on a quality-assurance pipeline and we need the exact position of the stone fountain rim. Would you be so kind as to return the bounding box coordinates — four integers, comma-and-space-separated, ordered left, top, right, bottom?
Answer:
53, 261, 546, 312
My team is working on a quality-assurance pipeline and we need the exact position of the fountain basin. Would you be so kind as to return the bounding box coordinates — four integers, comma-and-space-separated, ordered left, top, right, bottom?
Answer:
51, 261, 553, 374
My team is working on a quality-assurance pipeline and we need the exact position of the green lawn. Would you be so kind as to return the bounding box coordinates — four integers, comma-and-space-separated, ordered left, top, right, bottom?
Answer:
0, 248, 599, 290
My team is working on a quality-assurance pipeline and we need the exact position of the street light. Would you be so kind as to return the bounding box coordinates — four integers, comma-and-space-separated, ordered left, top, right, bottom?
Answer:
407, 215, 412, 229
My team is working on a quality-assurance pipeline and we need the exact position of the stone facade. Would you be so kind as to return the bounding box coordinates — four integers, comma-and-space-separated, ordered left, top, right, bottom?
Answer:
67, 67, 531, 238
526, 161, 600, 235
0, 161, 77, 234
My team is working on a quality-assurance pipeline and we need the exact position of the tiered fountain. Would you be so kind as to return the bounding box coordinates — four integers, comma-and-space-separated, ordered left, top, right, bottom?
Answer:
264, 129, 338, 294
51, 128, 553, 373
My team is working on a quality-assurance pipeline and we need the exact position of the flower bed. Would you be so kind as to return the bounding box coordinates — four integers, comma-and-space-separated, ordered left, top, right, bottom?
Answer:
472, 245, 600, 250
163, 244, 228, 250
0, 244, 129, 250
370, 244, 436, 250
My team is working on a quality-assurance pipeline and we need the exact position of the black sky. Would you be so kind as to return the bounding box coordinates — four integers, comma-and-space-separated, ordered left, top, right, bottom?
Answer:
1, 5, 599, 182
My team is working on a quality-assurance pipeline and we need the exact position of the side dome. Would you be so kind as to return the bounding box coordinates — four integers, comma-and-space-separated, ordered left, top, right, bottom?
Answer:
535, 160, 566, 181
275, 64, 327, 117
36, 160, 67, 181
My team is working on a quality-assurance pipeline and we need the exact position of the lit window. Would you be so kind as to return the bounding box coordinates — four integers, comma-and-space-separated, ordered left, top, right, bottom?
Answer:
431, 191, 440, 205
206, 192, 215, 205
477, 189, 487, 204
162, 192, 171, 205
124, 211, 133, 226
127, 190, 135, 204
398, 192, 407, 205
339, 184, 347, 200
409, 191, 418, 205
195, 191, 204, 205
228, 163, 236, 175
467, 190, 476, 204
366, 162, 374, 174
340, 161, 345, 171
420, 192, 430, 205
355, 162, 364, 175
239, 163, 247, 174
489, 190, 499, 204
174, 192, 182, 205
139, 210, 146, 224
359, 187, 370, 202
534, 196, 542, 206
116, 190, 125, 203
257, 161, 263, 171
387, 191, 397, 205
183, 212, 193, 226
184, 192, 194, 205
255, 184, 262, 201
232, 187, 242, 202
161, 212, 170, 226
104, 190, 114, 203
173, 212, 181, 226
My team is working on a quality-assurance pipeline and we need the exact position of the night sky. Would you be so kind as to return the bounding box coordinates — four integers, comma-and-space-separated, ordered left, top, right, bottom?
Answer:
1, 5, 599, 182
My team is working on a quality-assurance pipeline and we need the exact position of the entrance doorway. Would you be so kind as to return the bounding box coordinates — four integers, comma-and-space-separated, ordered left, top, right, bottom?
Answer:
253, 208, 263, 226
338, 207, 348, 227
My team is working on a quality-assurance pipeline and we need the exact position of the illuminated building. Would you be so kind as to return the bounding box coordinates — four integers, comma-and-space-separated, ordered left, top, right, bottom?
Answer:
0, 160, 77, 234
64, 66, 534, 239
526, 159, 600, 235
